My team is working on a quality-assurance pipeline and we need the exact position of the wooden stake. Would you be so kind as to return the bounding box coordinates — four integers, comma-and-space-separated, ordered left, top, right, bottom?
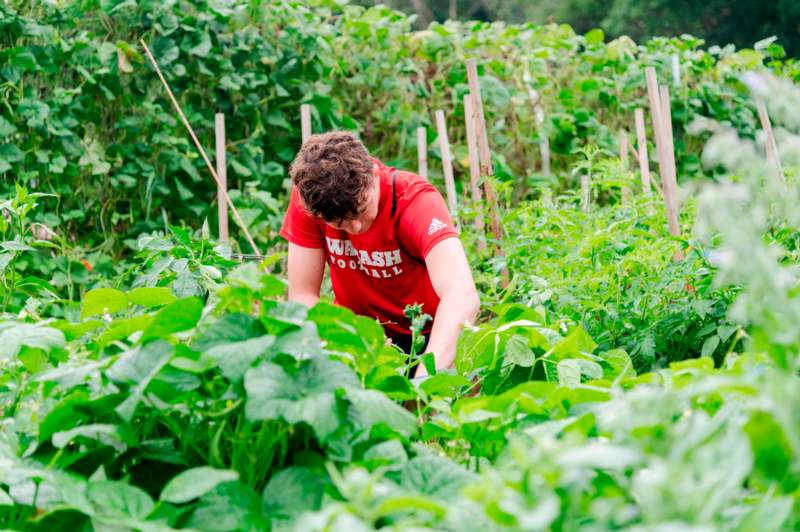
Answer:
659, 84, 683, 260
140, 39, 261, 256
620, 129, 630, 204
300, 104, 312, 143
464, 95, 486, 251
671, 54, 681, 86
467, 58, 507, 286
417, 126, 428, 180
215, 113, 228, 243
466, 59, 503, 242
528, 88, 551, 176
435, 110, 458, 215
581, 171, 590, 213
755, 99, 784, 185
634, 108, 651, 194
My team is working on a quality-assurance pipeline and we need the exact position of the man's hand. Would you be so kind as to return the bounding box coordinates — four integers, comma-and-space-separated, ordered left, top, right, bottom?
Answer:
419, 237, 480, 376
287, 243, 325, 307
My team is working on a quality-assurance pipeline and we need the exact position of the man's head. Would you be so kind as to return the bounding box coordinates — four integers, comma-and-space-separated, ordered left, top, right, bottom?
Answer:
289, 131, 380, 234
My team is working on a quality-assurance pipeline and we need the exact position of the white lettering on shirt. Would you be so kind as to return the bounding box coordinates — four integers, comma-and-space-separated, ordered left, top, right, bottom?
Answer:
324, 238, 405, 279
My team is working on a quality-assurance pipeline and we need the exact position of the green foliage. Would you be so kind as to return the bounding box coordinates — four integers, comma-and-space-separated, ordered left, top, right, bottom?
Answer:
0, 0, 794, 256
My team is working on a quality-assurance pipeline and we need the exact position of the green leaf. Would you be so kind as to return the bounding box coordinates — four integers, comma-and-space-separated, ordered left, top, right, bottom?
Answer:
0, 322, 65, 360
0, 143, 24, 163
187, 482, 268, 531
585, 29, 605, 45
81, 287, 128, 318
244, 357, 359, 441
160, 467, 239, 504
187, 32, 212, 57
127, 287, 177, 308
394, 454, 476, 501
701, 335, 720, 358
505, 334, 534, 367
140, 297, 203, 342
550, 326, 596, 360
557, 359, 581, 387
97, 314, 154, 347
262, 467, 327, 517
205, 335, 275, 382
598, 349, 634, 380
0, 116, 17, 137
88, 480, 153, 519
419, 372, 471, 397
52, 424, 132, 452
110, 341, 175, 421
345, 388, 417, 438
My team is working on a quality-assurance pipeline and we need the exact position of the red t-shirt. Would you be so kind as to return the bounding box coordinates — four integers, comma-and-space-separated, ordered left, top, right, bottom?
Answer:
280, 160, 458, 336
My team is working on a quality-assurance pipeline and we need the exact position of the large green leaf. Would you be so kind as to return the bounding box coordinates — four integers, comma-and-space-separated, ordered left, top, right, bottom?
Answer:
140, 297, 203, 342
345, 388, 417, 438
186, 481, 269, 531
262, 466, 328, 518
127, 287, 177, 309
393, 454, 476, 501
0, 322, 65, 360
88, 480, 153, 520
81, 288, 128, 319
160, 467, 239, 504
244, 357, 359, 441
205, 335, 275, 382
109, 341, 175, 421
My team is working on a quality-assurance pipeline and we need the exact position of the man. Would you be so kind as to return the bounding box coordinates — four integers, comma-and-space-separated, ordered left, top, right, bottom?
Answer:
280, 131, 480, 376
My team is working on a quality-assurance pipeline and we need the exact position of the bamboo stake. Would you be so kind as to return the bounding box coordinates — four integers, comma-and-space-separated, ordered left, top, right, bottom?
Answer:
467, 58, 507, 285
581, 171, 590, 213
634, 108, 651, 194
215, 113, 228, 243
300, 104, 312, 143
671, 54, 681, 86
659, 84, 683, 260
646, 67, 682, 259
464, 95, 486, 251
466, 59, 503, 241
527, 88, 551, 176
435, 110, 458, 215
417, 126, 428, 180
620, 129, 630, 204
755, 99, 784, 185
140, 39, 262, 256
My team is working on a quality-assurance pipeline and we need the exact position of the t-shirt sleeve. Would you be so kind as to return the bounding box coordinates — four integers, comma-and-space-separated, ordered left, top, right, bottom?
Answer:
279, 187, 325, 248
396, 183, 459, 259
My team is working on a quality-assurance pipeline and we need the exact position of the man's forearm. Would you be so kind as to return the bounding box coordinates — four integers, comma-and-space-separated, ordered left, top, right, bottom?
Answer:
288, 289, 320, 308
421, 289, 480, 374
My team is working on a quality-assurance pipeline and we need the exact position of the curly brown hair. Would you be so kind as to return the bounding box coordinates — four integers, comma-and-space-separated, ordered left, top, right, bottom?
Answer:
289, 131, 374, 222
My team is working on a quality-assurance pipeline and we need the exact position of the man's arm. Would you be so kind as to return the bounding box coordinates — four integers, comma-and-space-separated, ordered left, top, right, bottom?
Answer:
287, 243, 325, 307
417, 237, 480, 377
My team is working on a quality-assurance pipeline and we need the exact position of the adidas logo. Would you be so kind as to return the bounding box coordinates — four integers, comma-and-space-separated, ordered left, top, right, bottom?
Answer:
427, 217, 447, 235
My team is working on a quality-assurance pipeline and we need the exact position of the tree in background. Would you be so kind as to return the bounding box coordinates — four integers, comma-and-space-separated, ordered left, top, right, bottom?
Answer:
354, 0, 800, 56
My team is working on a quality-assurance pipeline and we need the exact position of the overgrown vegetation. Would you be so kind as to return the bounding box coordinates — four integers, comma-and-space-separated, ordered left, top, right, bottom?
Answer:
2, 1, 800, 530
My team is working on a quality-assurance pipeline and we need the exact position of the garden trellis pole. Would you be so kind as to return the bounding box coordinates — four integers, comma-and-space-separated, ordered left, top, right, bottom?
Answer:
417, 126, 428, 180
301, 104, 312, 143
645, 67, 682, 260
215, 113, 228, 243
464, 94, 486, 251
755, 99, 784, 186
634, 108, 651, 194
527, 87, 551, 176
140, 39, 262, 257
620, 129, 630, 204
467, 58, 508, 285
435, 110, 458, 216
671, 55, 681, 86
